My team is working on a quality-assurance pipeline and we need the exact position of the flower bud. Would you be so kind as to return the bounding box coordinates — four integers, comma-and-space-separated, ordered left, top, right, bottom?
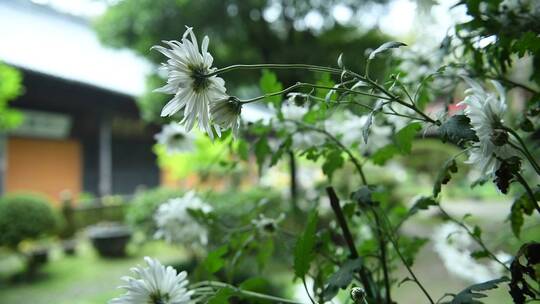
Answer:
350, 287, 366, 303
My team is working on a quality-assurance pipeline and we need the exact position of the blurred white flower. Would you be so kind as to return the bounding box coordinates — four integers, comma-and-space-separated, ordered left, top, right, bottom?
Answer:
325, 111, 392, 154
291, 131, 326, 150
154, 191, 213, 247
109, 257, 194, 304
153, 27, 227, 139
432, 222, 509, 283
272, 102, 327, 150
459, 78, 517, 178
155, 123, 195, 154
251, 213, 285, 234
210, 97, 242, 137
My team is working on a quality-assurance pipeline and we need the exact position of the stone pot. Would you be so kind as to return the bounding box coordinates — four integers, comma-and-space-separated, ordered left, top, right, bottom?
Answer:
87, 223, 131, 258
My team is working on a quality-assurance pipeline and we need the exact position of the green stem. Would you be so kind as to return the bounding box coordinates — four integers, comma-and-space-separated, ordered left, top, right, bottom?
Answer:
292, 121, 367, 185
239, 82, 391, 105
370, 207, 392, 304
503, 127, 540, 175
515, 173, 540, 215
377, 209, 435, 304
207, 63, 342, 77
346, 70, 439, 125
191, 281, 303, 304
437, 206, 510, 271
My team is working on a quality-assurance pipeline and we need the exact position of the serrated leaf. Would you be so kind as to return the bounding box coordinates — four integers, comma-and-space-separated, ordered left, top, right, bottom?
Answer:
494, 156, 521, 194
254, 137, 271, 174
438, 115, 478, 145
448, 277, 509, 304
433, 158, 458, 197
259, 69, 283, 107
323, 258, 363, 301
395, 122, 422, 153
368, 41, 407, 60
203, 245, 228, 274
294, 210, 318, 279
510, 187, 540, 238
371, 144, 399, 165
207, 287, 235, 304
322, 149, 344, 180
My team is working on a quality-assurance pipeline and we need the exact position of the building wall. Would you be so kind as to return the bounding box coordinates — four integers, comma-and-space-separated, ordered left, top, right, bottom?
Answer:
5, 136, 82, 203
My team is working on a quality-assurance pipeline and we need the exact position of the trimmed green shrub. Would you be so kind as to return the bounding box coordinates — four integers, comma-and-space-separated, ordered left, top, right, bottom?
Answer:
0, 193, 58, 248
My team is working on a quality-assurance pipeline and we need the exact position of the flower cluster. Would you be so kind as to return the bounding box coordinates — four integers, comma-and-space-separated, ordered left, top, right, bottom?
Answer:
153, 27, 241, 139
154, 191, 213, 247
109, 257, 194, 304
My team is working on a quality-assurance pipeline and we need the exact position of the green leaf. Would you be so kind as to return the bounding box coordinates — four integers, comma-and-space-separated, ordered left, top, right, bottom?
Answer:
254, 137, 271, 174
207, 287, 235, 304
322, 149, 344, 180
203, 245, 228, 274
470, 250, 490, 260
259, 69, 283, 107
399, 237, 428, 267
395, 122, 422, 153
371, 144, 399, 165
323, 258, 363, 301
493, 156, 521, 194
448, 277, 509, 304
512, 31, 540, 57
294, 210, 318, 279
433, 158, 458, 197
472, 225, 482, 239
409, 196, 439, 217
438, 115, 478, 146
368, 41, 407, 60
256, 238, 274, 271
510, 187, 540, 238
237, 140, 249, 161
316, 72, 335, 99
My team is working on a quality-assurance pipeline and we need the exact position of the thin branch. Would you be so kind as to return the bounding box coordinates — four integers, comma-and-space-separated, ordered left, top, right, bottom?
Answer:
437, 206, 511, 271
293, 121, 367, 184
326, 186, 375, 300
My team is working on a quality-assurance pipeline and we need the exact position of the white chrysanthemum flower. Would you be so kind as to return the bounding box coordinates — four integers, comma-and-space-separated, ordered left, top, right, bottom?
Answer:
155, 123, 195, 154
154, 191, 213, 247
153, 27, 227, 139
210, 97, 242, 137
251, 213, 285, 234
432, 222, 509, 283
109, 257, 194, 304
459, 78, 517, 177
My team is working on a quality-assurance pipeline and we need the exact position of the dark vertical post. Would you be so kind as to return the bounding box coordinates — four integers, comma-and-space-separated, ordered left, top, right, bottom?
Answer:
289, 151, 299, 212
98, 114, 112, 197
0, 133, 6, 195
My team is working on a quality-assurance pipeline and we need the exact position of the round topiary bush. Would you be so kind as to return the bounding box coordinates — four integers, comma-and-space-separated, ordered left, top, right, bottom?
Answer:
0, 193, 58, 249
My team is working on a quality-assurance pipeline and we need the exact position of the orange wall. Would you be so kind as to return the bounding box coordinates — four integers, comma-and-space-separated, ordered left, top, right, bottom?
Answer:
5, 137, 82, 204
